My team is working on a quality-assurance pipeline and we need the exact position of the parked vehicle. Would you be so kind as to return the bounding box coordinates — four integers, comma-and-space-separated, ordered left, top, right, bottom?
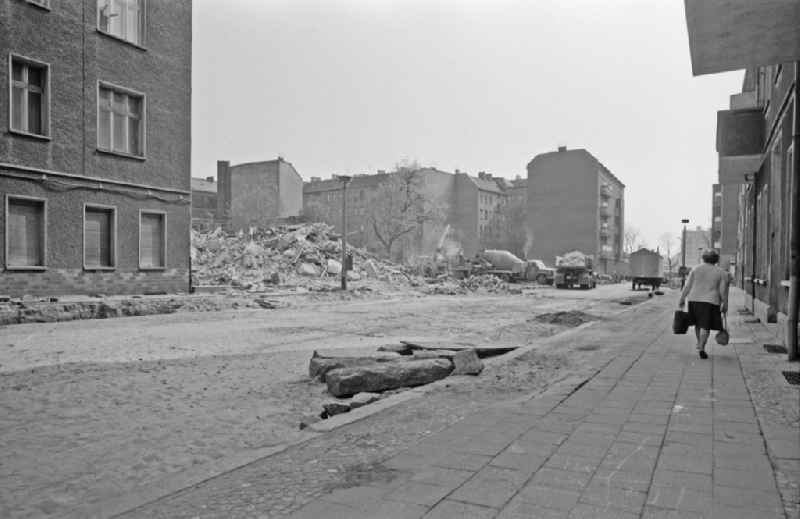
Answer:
452, 249, 526, 281
629, 248, 663, 291
554, 266, 596, 289
525, 259, 555, 284
554, 251, 595, 289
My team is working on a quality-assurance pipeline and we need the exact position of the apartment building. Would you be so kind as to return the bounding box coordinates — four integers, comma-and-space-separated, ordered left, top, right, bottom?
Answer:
216, 158, 303, 231
711, 183, 738, 271
303, 168, 513, 259
682, 226, 712, 268
715, 64, 797, 329
526, 147, 625, 274
0, 0, 192, 296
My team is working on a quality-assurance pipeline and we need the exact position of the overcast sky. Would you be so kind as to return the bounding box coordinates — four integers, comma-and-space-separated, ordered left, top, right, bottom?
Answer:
192, 0, 743, 249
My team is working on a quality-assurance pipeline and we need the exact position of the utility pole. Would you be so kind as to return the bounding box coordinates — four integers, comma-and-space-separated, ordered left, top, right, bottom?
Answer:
681, 219, 689, 288
338, 175, 352, 291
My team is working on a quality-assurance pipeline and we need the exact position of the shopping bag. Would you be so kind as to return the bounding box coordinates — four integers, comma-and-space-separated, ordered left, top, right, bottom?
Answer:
715, 313, 730, 345
673, 310, 690, 334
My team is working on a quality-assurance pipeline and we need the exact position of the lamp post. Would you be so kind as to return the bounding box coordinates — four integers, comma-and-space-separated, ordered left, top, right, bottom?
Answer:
681, 219, 690, 288
338, 175, 352, 290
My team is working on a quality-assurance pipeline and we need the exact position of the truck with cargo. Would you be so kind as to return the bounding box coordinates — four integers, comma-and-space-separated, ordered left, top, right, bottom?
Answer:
629, 248, 663, 291
554, 251, 596, 289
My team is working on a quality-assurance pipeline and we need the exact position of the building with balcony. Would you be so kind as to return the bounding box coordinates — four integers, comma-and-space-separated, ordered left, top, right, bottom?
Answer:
526, 146, 625, 274
711, 183, 738, 272
716, 64, 797, 329
0, 0, 192, 296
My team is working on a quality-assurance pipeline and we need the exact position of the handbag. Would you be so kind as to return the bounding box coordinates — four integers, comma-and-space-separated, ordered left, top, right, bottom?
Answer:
673, 310, 690, 334
715, 313, 730, 345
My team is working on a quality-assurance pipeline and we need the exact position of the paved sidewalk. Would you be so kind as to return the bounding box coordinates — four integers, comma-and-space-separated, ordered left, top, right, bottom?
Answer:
287, 292, 794, 519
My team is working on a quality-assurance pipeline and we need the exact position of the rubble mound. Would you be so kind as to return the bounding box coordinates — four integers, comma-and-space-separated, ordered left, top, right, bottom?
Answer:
423, 274, 513, 295
533, 311, 597, 327
191, 223, 410, 291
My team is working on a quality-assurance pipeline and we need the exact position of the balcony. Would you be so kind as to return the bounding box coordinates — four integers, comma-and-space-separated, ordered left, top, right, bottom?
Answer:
600, 203, 611, 216
599, 225, 610, 237
716, 108, 763, 185
600, 184, 611, 198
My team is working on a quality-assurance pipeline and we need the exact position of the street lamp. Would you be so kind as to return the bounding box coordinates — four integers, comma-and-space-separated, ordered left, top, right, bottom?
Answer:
681, 219, 690, 288
337, 175, 352, 290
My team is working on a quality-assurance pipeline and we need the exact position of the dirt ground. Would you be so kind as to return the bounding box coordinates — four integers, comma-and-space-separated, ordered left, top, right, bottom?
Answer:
0, 283, 647, 518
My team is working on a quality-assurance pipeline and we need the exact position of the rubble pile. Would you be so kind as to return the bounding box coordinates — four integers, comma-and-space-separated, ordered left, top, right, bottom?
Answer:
422, 274, 517, 295
191, 224, 410, 290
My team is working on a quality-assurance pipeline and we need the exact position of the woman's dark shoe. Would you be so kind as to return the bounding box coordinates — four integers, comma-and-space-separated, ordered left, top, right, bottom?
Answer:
699, 350, 708, 359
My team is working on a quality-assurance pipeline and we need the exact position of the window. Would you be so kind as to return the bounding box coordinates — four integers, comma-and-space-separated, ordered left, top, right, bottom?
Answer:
98, 83, 144, 156
9, 56, 49, 137
98, 0, 144, 46
139, 212, 165, 268
6, 197, 45, 269
84, 206, 116, 269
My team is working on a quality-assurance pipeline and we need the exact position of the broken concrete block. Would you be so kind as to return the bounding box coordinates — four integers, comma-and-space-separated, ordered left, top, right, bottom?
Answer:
308, 351, 400, 381
451, 349, 483, 376
349, 392, 381, 409
297, 262, 319, 276
347, 271, 361, 281
326, 358, 454, 397
412, 349, 459, 360
322, 401, 351, 417
327, 259, 342, 275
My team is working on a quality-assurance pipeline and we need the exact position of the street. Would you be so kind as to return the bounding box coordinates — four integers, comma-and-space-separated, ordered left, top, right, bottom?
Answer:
0, 284, 645, 518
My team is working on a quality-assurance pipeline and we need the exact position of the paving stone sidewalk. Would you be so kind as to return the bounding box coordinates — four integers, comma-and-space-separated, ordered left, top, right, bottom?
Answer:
286, 289, 796, 519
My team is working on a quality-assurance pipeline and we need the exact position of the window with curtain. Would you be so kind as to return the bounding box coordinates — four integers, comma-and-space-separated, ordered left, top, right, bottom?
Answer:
85, 207, 115, 268
98, 84, 143, 156
98, 0, 143, 45
7, 198, 45, 268
140, 212, 165, 268
10, 58, 48, 136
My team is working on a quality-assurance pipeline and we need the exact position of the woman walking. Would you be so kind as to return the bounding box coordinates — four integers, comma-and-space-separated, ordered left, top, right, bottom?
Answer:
678, 249, 729, 359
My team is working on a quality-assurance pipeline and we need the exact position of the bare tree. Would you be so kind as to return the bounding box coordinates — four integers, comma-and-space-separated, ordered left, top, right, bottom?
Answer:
624, 227, 642, 255
366, 165, 445, 259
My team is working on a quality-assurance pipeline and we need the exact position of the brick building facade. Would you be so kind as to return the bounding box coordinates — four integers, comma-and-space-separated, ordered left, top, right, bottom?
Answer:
0, 0, 192, 296
216, 158, 303, 231
303, 168, 515, 260
526, 147, 625, 274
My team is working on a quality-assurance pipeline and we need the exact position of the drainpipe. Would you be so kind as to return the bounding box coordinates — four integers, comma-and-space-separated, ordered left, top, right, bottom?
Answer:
788, 62, 799, 361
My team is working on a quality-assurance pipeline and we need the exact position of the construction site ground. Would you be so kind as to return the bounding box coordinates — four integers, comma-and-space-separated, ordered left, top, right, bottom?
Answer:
0, 283, 649, 518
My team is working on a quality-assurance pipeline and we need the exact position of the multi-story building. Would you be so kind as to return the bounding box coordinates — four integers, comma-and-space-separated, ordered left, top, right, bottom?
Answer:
682, 226, 711, 268
715, 63, 797, 330
302, 168, 514, 259
0, 0, 192, 296
526, 146, 625, 274
216, 157, 303, 231
711, 183, 738, 272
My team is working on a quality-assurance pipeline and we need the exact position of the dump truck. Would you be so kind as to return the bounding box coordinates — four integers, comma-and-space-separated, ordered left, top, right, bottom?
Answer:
554, 251, 596, 289
629, 248, 663, 291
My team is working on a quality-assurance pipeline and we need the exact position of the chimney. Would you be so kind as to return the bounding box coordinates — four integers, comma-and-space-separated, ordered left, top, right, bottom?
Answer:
216, 160, 232, 230
205, 176, 214, 182
557, 145, 567, 152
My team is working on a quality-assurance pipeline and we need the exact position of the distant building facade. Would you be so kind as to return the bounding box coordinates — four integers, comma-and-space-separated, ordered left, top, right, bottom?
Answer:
0, 0, 192, 296
216, 158, 303, 231
191, 177, 217, 230
682, 226, 711, 268
711, 183, 738, 271
526, 147, 625, 274
303, 168, 515, 259
715, 63, 797, 331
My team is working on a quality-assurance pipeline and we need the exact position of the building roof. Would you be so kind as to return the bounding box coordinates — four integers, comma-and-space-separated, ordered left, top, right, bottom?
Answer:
191, 177, 217, 193
527, 148, 625, 188
466, 175, 506, 194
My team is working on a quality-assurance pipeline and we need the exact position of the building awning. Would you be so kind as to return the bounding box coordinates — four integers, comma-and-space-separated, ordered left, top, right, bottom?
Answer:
684, 0, 800, 75
718, 154, 763, 185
